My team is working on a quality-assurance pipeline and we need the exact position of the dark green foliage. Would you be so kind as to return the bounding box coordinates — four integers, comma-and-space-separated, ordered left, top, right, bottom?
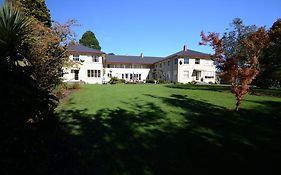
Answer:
145, 79, 156, 83
0, 0, 57, 129
157, 79, 168, 84
16, 0, 52, 27
109, 77, 125, 84
79, 30, 101, 50
0, 3, 68, 174
0, 1, 31, 64
255, 19, 281, 88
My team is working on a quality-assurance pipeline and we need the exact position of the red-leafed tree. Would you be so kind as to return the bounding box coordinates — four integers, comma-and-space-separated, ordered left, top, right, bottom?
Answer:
200, 18, 269, 111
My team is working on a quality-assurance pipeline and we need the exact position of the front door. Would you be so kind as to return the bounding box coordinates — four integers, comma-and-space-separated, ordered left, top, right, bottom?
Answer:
195, 71, 201, 80
74, 70, 79, 80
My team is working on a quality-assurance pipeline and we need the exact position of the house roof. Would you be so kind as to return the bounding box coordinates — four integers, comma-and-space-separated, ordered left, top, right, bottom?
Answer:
68, 45, 105, 54
166, 49, 211, 59
106, 55, 165, 65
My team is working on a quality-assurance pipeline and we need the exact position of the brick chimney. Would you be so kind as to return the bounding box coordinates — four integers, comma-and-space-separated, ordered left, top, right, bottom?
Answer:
183, 45, 188, 51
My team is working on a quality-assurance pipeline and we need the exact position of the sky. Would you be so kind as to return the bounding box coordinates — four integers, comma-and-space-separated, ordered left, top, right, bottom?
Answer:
2, 0, 281, 56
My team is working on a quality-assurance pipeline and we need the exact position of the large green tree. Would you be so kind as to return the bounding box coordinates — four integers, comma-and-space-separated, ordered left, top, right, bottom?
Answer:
15, 0, 52, 27
79, 30, 101, 50
255, 19, 281, 88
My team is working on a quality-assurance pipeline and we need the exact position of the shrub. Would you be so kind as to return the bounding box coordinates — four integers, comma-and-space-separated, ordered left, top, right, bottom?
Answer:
190, 80, 197, 85
158, 79, 168, 84
145, 79, 156, 84
109, 77, 125, 84
72, 83, 81, 89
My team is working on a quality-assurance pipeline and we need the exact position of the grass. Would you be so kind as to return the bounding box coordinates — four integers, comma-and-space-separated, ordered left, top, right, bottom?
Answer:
55, 84, 281, 174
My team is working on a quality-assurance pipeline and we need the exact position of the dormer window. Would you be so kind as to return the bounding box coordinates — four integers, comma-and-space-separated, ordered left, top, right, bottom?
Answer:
92, 56, 99, 62
195, 58, 200, 64
73, 54, 79, 61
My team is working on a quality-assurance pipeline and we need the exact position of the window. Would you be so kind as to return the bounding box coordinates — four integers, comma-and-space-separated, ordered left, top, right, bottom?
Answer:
183, 71, 189, 78
195, 58, 200, 64
125, 74, 128, 79
134, 74, 138, 79
168, 61, 170, 66
205, 71, 214, 78
73, 54, 79, 61
139, 74, 141, 80
184, 58, 189, 64
87, 70, 94, 77
71, 70, 75, 73
88, 70, 101, 78
159, 63, 162, 68
122, 74, 124, 79
92, 56, 99, 62
108, 73, 112, 78
107, 64, 110, 68
174, 59, 177, 65
130, 74, 133, 80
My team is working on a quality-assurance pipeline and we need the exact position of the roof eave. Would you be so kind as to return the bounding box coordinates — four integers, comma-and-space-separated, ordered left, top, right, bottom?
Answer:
106, 62, 154, 65
69, 50, 105, 55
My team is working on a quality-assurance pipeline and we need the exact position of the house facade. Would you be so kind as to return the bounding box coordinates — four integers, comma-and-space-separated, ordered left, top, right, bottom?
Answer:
153, 46, 216, 83
62, 45, 216, 84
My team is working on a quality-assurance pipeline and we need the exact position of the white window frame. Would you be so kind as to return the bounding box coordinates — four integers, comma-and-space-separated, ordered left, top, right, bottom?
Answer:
73, 54, 80, 61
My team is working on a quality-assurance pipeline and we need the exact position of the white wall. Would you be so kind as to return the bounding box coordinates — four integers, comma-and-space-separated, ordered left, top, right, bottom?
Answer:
104, 68, 150, 82
154, 58, 178, 82
63, 54, 104, 84
177, 58, 216, 83
154, 57, 216, 83
63, 54, 216, 84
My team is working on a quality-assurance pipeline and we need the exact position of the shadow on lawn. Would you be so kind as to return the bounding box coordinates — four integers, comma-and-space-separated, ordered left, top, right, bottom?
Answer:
166, 84, 230, 93
48, 96, 281, 175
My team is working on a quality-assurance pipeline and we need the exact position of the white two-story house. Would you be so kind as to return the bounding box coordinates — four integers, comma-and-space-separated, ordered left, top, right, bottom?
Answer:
63, 45, 105, 84
153, 46, 216, 83
62, 45, 216, 84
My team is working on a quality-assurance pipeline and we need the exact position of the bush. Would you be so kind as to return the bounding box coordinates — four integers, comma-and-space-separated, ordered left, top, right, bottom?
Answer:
158, 79, 168, 84
145, 79, 156, 84
72, 83, 81, 90
109, 77, 125, 84
190, 80, 197, 85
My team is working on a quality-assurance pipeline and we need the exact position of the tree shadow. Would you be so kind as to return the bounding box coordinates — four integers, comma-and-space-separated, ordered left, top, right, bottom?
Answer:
4, 95, 281, 174
166, 84, 230, 93
144, 93, 281, 174
53, 95, 281, 174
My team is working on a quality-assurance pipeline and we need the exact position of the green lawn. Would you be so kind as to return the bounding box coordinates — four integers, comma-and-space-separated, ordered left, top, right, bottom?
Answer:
56, 84, 281, 174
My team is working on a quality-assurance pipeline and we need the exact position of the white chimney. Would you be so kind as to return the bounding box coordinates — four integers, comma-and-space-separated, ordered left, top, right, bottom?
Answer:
183, 45, 188, 51
140, 53, 143, 58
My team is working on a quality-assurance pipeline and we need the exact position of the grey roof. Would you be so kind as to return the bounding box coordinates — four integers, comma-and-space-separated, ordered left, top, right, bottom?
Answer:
106, 55, 165, 64
68, 45, 104, 54
167, 49, 211, 59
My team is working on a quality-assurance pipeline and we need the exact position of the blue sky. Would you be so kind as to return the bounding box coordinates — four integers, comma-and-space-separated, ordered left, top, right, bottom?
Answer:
2, 0, 281, 56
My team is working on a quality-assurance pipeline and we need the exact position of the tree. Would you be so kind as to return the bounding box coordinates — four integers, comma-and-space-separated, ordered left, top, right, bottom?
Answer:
200, 19, 269, 111
255, 19, 281, 88
0, 1, 77, 124
28, 19, 77, 91
15, 0, 52, 27
1, 2, 79, 174
79, 30, 101, 50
